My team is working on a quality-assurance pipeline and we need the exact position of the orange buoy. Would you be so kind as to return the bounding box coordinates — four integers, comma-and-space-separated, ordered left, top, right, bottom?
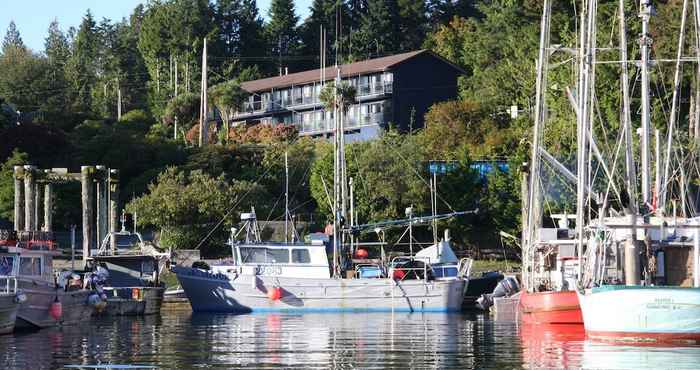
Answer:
49, 297, 63, 320
354, 248, 369, 259
267, 287, 282, 301
392, 269, 406, 280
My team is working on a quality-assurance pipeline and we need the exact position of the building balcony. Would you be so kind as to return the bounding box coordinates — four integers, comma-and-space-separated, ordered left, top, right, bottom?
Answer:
298, 113, 385, 136
235, 82, 393, 120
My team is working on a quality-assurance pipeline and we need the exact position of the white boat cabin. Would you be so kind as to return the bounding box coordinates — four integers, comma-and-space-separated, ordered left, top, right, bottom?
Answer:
211, 242, 331, 279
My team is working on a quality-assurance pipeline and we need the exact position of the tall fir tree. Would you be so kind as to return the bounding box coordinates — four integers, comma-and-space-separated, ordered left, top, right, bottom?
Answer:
299, 0, 350, 69
215, 0, 266, 77
43, 20, 71, 118
2, 21, 25, 53
65, 10, 99, 114
265, 0, 300, 72
356, 0, 401, 59
397, 0, 427, 51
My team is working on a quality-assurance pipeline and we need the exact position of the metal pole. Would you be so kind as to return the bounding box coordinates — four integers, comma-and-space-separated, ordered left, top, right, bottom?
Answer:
285, 150, 289, 243
694, 226, 699, 287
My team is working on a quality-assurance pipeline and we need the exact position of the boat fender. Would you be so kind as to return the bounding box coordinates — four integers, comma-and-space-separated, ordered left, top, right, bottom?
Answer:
392, 269, 406, 280
14, 292, 27, 304
355, 248, 369, 259
49, 297, 63, 320
267, 287, 283, 301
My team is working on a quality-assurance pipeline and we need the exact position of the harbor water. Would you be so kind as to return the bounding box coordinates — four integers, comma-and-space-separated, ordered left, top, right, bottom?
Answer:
1, 310, 699, 369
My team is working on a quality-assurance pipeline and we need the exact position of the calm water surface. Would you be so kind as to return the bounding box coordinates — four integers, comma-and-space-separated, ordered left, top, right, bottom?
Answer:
1, 309, 699, 369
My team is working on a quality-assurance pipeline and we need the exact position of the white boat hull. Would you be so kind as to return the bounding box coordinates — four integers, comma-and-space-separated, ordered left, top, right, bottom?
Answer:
174, 266, 466, 313
578, 286, 700, 342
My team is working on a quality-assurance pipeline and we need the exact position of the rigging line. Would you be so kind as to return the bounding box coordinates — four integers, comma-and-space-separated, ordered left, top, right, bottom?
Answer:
390, 139, 456, 212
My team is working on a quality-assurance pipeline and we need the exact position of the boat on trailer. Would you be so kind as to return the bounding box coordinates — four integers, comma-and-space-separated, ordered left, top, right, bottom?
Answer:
174, 212, 469, 313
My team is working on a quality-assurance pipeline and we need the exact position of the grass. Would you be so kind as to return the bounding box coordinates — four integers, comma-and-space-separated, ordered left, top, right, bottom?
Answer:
470, 259, 520, 275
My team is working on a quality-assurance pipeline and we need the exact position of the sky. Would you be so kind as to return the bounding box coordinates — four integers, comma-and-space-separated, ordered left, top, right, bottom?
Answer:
0, 0, 313, 52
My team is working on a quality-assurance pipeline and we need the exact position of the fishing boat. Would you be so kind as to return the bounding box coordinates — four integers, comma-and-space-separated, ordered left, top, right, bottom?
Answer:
87, 216, 169, 316
174, 211, 470, 313
538, 0, 700, 342
519, 0, 584, 324
0, 230, 104, 329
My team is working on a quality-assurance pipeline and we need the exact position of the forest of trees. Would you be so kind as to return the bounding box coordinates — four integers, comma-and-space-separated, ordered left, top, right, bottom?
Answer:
1, 1, 698, 256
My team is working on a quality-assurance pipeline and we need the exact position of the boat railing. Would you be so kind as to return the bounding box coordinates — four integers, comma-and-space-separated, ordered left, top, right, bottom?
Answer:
458, 258, 473, 278
0, 275, 18, 294
389, 256, 429, 282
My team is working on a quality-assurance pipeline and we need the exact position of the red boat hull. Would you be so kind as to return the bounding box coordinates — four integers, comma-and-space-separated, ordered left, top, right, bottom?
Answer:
519, 291, 583, 324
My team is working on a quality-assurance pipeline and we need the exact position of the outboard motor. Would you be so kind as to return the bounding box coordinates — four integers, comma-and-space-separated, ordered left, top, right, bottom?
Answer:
476, 277, 520, 310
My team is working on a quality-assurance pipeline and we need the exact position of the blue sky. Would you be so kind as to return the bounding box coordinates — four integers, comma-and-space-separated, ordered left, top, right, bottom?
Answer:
1, 0, 312, 52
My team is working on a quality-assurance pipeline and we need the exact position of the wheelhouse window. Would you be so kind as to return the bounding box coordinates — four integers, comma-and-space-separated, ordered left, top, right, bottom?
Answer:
239, 247, 290, 264
0, 256, 14, 275
292, 249, 311, 263
19, 257, 42, 276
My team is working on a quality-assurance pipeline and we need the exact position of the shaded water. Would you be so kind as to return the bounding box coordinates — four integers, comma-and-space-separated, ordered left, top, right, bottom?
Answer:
1, 310, 699, 369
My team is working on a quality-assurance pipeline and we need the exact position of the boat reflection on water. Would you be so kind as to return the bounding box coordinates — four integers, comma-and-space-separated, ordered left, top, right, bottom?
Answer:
519, 323, 700, 369
186, 312, 479, 368
520, 323, 585, 369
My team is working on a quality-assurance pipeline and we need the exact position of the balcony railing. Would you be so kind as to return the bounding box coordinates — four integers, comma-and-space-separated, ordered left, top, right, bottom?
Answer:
298, 113, 385, 135
237, 82, 393, 117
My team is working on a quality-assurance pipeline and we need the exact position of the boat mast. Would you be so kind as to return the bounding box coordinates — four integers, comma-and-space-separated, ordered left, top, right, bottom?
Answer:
576, 0, 597, 280
285, 150, 289, 243
640, 0, 653, 208
524, 0, 551, 292
619, 0, 640, 286
661, 0, 689, 214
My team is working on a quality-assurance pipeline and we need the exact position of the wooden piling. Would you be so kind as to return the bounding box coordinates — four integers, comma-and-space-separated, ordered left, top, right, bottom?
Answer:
23, 165, 36, 231
43, 181, 53, 232
13, 166, 24, 231
96, 165, 108, 247
109, 169, 120, 253
82, 166, 95, 264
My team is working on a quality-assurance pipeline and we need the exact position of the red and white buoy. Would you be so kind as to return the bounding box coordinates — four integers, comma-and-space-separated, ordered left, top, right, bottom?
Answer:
267, 287, 283, 301
49, 297, 63, 321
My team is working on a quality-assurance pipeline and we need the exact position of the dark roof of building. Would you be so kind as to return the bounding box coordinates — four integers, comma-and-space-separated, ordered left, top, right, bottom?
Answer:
240, 50, 465, 93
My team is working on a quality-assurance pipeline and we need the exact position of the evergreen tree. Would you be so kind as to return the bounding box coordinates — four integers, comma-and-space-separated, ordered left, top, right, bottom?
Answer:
2, 21, 24, 53
45, 20, 70, 65
265, 0, 300, 72
65, 10, 99, 114
397, 0, 427, 51
356, 0, 401, 59
43, 20, 71, 119
299, 0, 349, 69
215, 0, 266, 76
